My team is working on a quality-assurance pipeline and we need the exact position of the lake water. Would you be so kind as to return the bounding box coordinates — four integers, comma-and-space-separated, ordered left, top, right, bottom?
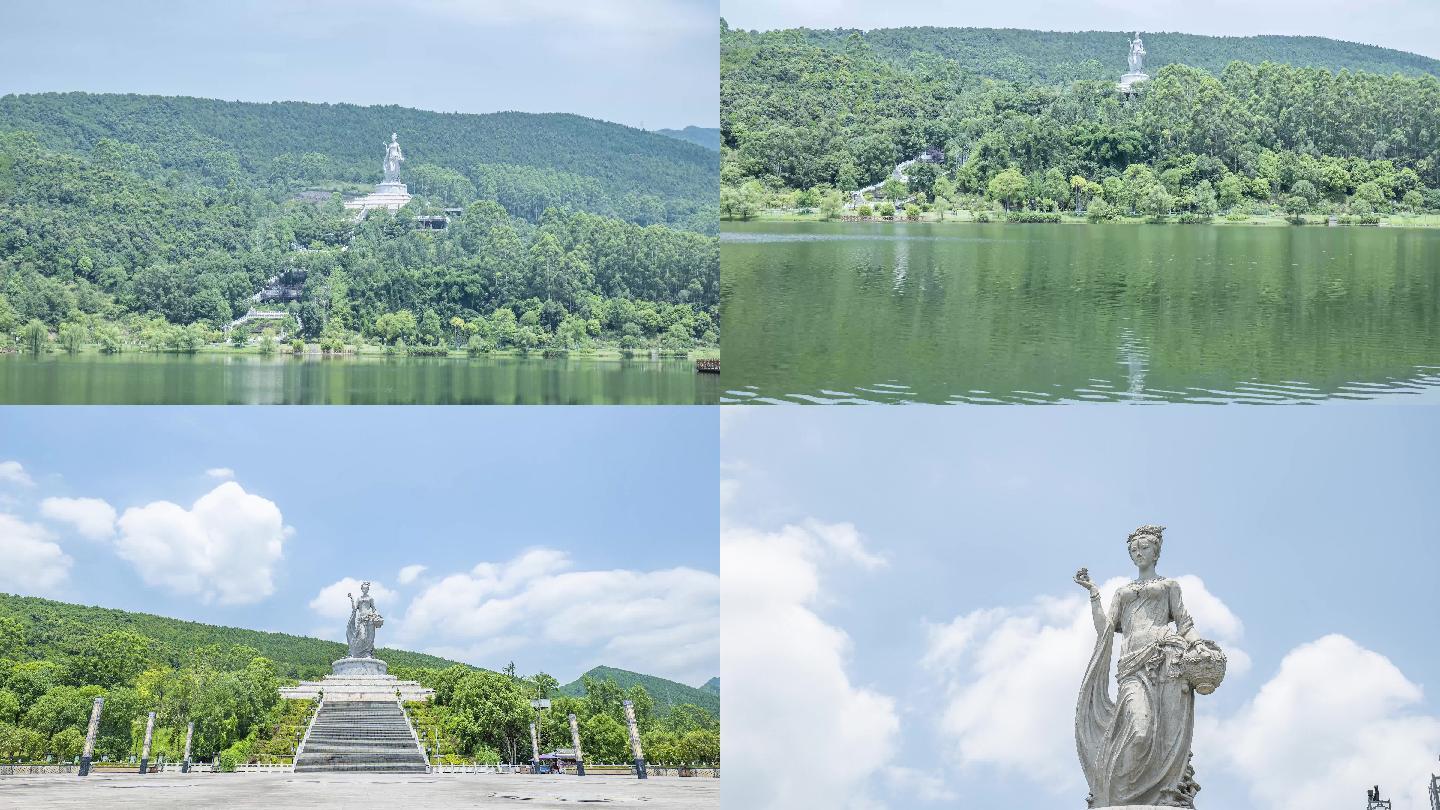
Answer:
0, 353, 718, 405
721, 222, 1440, 404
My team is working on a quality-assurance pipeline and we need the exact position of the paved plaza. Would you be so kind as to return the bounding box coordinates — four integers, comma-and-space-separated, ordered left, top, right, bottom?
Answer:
0, 771, 720, 809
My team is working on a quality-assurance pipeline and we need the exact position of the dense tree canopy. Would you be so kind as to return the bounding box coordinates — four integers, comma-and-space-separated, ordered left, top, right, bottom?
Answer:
721, 22, 1440, 220
0, 94, 719, 353
397, 665, 719, 767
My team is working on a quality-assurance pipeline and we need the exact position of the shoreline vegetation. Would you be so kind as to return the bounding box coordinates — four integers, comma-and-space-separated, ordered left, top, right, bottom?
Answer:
725, 205, 1440, 228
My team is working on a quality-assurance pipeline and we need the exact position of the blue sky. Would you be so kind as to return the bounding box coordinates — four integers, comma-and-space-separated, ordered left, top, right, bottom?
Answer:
722, 0, 1440, 60
0, 407, 719, 685
0, 0, 718, 129
721, 407, 1440, 810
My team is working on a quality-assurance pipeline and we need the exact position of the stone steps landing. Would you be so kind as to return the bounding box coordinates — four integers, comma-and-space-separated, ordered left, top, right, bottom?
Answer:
294, 700, 426, 773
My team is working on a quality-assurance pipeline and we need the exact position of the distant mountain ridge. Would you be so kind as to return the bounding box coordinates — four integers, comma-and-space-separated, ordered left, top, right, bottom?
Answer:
656, 126, 721, 151
560, 665, 720, 715
728, 23, 1440, 84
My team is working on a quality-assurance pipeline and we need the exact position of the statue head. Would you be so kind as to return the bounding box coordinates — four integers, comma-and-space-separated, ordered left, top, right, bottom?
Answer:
1126, 524, 1164, 566
391, 132, 398, 143
360, 580, 371, 594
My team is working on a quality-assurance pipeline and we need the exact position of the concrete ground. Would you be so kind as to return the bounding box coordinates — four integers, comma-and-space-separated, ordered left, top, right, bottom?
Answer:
0, 771, 720, 809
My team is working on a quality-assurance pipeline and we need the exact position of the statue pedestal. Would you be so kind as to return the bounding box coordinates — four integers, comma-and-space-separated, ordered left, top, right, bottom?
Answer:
1117, 72, 1150, 92
332, 657, 387, 677
1095, 805, 1177, 809
278, 655, 433, 703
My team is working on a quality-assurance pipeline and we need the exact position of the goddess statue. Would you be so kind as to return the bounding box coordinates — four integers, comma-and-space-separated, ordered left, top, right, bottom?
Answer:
382, 133, 404, 184
1073, 525, 1227, 808
345, 581, 385, 659
1128, 33, 1147, 74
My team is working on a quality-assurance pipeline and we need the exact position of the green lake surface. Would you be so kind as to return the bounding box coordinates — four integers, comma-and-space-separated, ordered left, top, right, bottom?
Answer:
721, 221, 1440, 404
0, 354, 719, 405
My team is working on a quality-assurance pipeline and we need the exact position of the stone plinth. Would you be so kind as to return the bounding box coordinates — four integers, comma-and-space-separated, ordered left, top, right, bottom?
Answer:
278, 656, 433, 703
1095, 805, 1181, 809
1117, 72, 1150, 92
333, 657, 388, 677
344, 182, 412, 214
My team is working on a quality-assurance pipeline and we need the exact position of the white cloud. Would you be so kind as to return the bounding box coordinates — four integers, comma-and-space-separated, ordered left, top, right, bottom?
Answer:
309, 578, 399, 622
114, 481, 291, 605
39, 496, 117, 541
722, 521, 898, 810
1209, 634, 1440, 810
397, 549, 718, 684
0, 461, 33, 487
922, 575, 1246, 793
396, 564, 427, 585
0, 513, 72, 592
205, 468, 235, 480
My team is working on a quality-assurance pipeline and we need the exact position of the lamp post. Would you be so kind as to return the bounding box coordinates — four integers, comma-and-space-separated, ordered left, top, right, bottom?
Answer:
529, 697, 550, 772
181, 722, 194, 773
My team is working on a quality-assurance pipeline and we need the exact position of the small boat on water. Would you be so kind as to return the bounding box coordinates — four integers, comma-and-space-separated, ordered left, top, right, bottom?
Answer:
695, 358, 720, 374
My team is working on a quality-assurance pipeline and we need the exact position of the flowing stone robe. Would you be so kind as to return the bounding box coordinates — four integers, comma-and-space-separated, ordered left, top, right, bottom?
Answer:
347, 593, 383, 659
1076, 577, 1198, 807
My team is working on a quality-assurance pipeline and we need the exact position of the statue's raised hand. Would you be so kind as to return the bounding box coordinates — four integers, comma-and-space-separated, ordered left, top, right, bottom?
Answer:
1074, 567, 1097, 593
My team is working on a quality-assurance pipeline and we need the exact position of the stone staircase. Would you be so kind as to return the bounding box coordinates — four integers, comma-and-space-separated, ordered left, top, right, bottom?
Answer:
294, 700, 427, 773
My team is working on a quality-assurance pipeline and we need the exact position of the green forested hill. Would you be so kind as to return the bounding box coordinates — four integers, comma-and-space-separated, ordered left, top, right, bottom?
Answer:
0, 593, 717, 766
701, 676, 719, 694
721, 21, 1440, 220
0, 93, 717, 231
0, 93, 719, 354
758, 25, 1440, 84
0, 592, 461, 680
560, 665, 719, 716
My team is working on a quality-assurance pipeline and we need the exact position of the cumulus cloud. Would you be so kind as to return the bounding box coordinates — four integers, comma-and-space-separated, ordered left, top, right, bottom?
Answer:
114, 482, 291, 605
0, 461, 33, 487
397, 549, 718, 684
39, 496, 117, 541
205, 468, 235, 480
1208, 634, 1440, 810
922, 575, 1246, 792
309, 578, 399, 621
396, 564, 427, 585
722, 521, 898, 810
0, 513, 72, 592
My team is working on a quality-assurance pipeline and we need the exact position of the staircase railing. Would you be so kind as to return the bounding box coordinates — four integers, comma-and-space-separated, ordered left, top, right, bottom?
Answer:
397, 695, 430, 769
294, 693, 324, 761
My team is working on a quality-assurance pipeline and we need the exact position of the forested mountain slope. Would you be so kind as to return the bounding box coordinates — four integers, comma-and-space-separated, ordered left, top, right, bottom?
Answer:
0, 592, 460, 679
743, 25, 1440, 84
0, 93, 717, 231
560, 665, 720, 715
721, 22, 1440, 218
0, 93, 719, 351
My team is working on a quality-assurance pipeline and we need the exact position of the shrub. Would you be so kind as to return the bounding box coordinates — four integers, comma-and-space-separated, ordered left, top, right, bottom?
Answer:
466, 334, 492, 356
856, 204, 873, 218
290, 339, 304, 353
1005, 210, 1062, 223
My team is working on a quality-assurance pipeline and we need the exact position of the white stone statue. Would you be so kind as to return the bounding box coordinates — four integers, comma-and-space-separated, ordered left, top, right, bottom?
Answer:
346, 581, 385, 659
382, 133, 404, 184
1073, 525, 1227, 808
1128, 33, 1147, 74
